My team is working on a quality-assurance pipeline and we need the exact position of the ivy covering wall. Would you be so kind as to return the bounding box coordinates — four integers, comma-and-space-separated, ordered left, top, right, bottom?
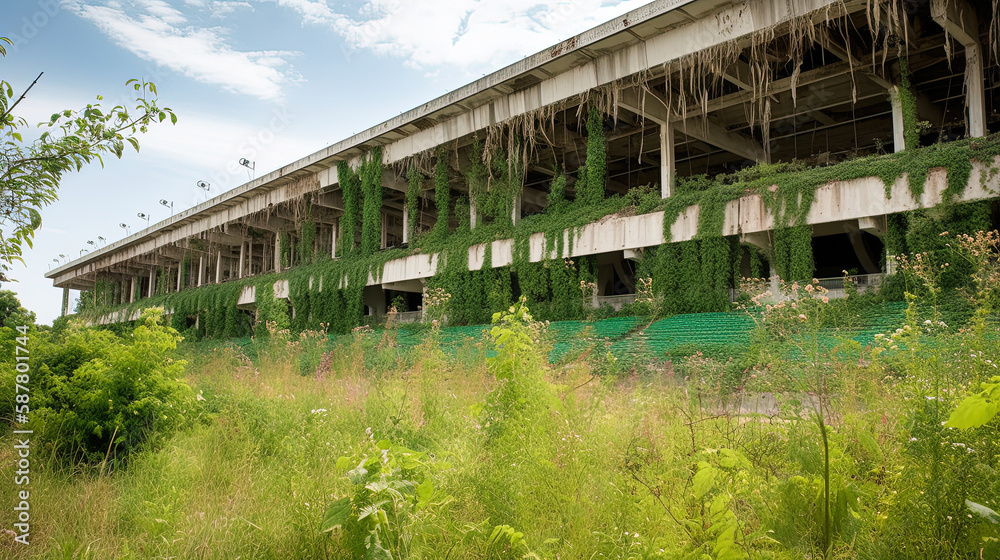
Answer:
338, 161, 362, 255
434, 147, 451, 240
360, 147, 384, 256
77, 128, 1000, 338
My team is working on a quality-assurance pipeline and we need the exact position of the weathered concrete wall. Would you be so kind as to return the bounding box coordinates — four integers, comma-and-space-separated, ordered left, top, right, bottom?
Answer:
93, 159, 999, 320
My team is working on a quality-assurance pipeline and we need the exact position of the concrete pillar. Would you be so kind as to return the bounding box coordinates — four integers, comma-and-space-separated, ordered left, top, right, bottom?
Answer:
130, 277, 136, 303
331, 218, 339, 258
215, 251, 222, 283
511, 194, 522, 225
381, 212, 388, 249
402, 206, 409, 244
888, 86, 906, 152
931, 0, 985, 137
660, 121, 675, 198
238, 242, 245, 278
274, 232, 282, 272
61, 288, 70, 316
965, 43, 986, 138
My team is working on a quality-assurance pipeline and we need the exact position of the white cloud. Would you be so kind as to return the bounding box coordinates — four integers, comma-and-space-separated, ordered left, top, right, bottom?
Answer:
271, 0, 341, 26
206, 1, 253, 18
65, 0, 299, 101
327, 0, 651, 74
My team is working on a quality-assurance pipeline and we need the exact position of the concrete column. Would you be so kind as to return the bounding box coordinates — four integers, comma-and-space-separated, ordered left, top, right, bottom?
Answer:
511, 194, 522, 225
61, 288, 70, 316
660, 121, 675, 198
888, 86, 906, 152
215, 251, 222, 283
381, 212, 388, 249
402, 206, 409, 244
238, 242, 245, 279
130, 277, 137, 303
965, 43, 986, 138
331, 218, 339, 259
274, 232, 282, 272
931, 0, 985, 138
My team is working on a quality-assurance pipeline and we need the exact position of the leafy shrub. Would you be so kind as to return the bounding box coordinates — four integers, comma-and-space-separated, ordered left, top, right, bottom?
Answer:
320, 435, 454, 558
34, 308, 195, 465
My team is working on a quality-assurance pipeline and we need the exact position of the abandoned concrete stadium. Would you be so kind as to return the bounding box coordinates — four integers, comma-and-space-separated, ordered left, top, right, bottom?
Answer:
46, 0, 1000, 333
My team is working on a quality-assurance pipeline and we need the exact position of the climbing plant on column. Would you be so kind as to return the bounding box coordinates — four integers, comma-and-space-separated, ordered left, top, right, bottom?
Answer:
360, 147, 384, 256
577, 108, 607, 206
338, 160, 362, 255
406, 166, 422, 242
433, 147, 450, 240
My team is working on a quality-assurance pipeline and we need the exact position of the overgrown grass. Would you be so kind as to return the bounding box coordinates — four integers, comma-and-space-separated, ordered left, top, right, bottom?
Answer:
2, 287, 1000, 558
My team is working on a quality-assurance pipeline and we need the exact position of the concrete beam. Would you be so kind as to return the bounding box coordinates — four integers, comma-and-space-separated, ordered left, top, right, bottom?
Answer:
931, 0, 979, 46
619, 89, 767, 164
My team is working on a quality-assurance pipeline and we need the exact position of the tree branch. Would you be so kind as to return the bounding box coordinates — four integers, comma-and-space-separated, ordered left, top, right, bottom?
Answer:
0, 72, 43, 123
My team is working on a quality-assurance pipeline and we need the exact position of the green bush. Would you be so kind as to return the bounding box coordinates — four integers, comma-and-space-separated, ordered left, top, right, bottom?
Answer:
34, 308, 195, 465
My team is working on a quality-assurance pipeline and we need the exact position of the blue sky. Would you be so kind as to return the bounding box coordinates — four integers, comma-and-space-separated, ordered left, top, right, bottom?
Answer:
4, 0, 649, 324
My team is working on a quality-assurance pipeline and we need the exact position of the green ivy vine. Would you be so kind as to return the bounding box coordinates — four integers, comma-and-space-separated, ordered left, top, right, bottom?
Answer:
360, 147, 384, 256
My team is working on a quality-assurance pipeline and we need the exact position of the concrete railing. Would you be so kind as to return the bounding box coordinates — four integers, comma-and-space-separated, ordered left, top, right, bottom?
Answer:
592, 293, 637, 310
730, 273, 886, 302
392, 310, 423, 324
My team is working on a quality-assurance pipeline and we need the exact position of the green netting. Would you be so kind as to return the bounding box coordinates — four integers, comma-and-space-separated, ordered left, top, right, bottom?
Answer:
221, 302, 912, 366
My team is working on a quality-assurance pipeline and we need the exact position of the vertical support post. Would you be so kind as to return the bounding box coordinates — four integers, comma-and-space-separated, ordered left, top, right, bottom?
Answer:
61, 288, 70, 316
216, 251, 222, 284
660, 122, 675, 198
274, 232, 282, 272
381, 212, 388, 249
331, 218, 339, 259
931, 0, 985, 137
238, 241, 245, 278
888, 86, 906, 152
966, 43, 986, 138
511, 194, 522, 225
130, 277, 136, 303
402, 206, 409, 244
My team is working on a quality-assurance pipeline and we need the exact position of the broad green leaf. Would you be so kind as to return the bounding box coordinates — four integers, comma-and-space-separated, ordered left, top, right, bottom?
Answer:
348, 459, 369, 484
416, 478, 434, 505
318, 496, 352, 533
947, 394, 1000, 429
967, 500, 1000, 524
693, 462, 718, 500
